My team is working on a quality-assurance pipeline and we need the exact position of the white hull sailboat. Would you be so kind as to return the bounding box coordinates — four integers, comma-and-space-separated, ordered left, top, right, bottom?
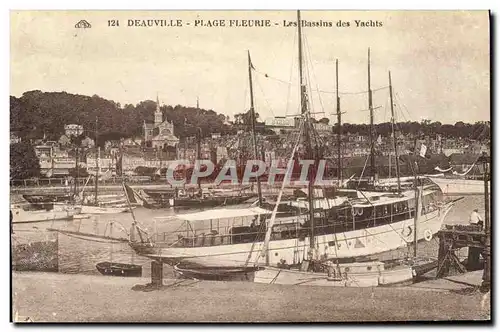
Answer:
11, 204, 80, 224
129, 189, 456, 268
429, 177, 485, 195
253, 261, 414, 287
78, 205, 130, 215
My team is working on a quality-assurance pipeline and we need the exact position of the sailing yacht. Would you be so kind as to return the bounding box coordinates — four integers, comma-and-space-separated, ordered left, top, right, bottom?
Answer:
128, 11, 459, 272
73, 119, 132, 214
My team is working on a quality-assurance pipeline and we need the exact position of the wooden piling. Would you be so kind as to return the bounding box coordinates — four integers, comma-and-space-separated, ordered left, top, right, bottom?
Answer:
151, 261, 163, 287
436, 224, 485, 279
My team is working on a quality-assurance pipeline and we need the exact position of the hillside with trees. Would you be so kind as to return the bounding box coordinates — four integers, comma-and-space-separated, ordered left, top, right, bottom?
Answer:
10, 91, 236, 144
10, 90, 490, 142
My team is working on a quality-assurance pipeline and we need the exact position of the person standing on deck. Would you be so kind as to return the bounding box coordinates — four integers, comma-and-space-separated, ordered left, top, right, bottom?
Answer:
469, 209, 484, 229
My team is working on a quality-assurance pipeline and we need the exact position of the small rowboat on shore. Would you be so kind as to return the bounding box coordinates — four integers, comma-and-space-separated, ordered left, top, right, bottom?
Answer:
95, 262, 142, 277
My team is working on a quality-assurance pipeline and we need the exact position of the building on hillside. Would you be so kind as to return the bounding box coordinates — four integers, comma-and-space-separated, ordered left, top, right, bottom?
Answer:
143, 95, 179, 149
86, 155, 116, 176
64, 124, 84, 137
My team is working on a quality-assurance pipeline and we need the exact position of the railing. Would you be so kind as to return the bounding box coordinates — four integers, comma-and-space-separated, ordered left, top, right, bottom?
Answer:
146, 203, 445, 249
10, 176, 154, 187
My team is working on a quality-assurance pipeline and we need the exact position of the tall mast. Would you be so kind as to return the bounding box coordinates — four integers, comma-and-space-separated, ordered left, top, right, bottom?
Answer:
413, 165, 419, 258
196, 127, 202, 191
335, 59, 342, 185
94, 117, 99, 205
248, 50, 263, 206
297, 10, 316, 255
368, 48, 376, 180
388, 71, 401, 192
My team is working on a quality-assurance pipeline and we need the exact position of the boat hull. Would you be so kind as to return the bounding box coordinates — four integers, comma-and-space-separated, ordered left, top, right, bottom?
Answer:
130, 201, 455, 268
254, 262, 413, 287
430, 177, 487, 195
22, 194, 72, 204
11, 206, 77, 224
173, 263, 260, 281
79, 205, 130, 214
95, 262, 142, 277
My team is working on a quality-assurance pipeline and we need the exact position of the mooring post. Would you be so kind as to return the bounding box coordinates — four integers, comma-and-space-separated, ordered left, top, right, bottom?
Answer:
481, 152, 490, 292
151, 260, 163, 287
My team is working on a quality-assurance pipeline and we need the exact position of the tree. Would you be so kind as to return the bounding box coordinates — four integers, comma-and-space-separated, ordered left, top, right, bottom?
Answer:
318, 117, 330, 125
234, 110, 259, 127
10, 142, 40, 179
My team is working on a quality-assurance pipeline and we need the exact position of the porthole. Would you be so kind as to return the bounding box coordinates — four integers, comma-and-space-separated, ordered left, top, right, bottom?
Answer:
367, 266, 372, 271
345, 267, 350, 272
274, 252, 278, 256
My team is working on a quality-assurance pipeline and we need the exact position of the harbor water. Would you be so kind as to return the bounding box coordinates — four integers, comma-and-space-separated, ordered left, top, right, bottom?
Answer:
11, 195, 485, 277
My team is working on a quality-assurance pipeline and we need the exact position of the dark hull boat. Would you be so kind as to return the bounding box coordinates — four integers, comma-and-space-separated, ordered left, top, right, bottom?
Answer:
142, 191, 256, 209
173, 262, 262, 281
95, 261, 142, 277
23, 194, 72, 204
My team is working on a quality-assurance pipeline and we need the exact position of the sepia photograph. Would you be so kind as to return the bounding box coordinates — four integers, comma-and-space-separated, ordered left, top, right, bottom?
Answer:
9, 9, 491, 322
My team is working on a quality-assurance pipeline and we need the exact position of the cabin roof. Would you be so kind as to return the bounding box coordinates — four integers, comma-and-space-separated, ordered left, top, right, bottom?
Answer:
350, 189, 438, 207
177, 207, 272, 221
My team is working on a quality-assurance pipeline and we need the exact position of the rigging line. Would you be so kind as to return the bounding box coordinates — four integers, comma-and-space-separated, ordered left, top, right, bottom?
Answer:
303, 32, 326, 118
254, 75, 276, 118
58, 232, 126, 244
357, 155, 370, 188
240, 69, 250, 119
245, 213, 268, 267
393, 93, 408, 122
383, 89, 389, 124
394, 92, 413, 122
253, 69, 389, 96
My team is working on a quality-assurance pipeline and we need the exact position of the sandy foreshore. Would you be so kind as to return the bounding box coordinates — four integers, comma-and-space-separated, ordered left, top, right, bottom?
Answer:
12, 271, 490, 322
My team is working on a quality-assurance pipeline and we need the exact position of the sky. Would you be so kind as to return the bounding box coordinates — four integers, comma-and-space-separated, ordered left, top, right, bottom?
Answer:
10, 10, 490, 125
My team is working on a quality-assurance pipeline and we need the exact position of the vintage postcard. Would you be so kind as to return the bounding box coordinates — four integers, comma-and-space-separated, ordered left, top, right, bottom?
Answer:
10, 10, 490, 322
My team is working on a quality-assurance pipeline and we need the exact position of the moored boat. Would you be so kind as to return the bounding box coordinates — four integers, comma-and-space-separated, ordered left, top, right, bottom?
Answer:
173, 262, 261, 281
95, 261, 142, 277
429, 177, 486, 195
253, 257, 438, 287
22, 194, 72, 204
79, 205, 130, 214
11, 204, 79, 224
129, 188, 459, 268
174, 193, 256, 208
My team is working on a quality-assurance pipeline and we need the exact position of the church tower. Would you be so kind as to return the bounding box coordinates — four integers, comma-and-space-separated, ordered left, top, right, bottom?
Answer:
154, 94, 163, 126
